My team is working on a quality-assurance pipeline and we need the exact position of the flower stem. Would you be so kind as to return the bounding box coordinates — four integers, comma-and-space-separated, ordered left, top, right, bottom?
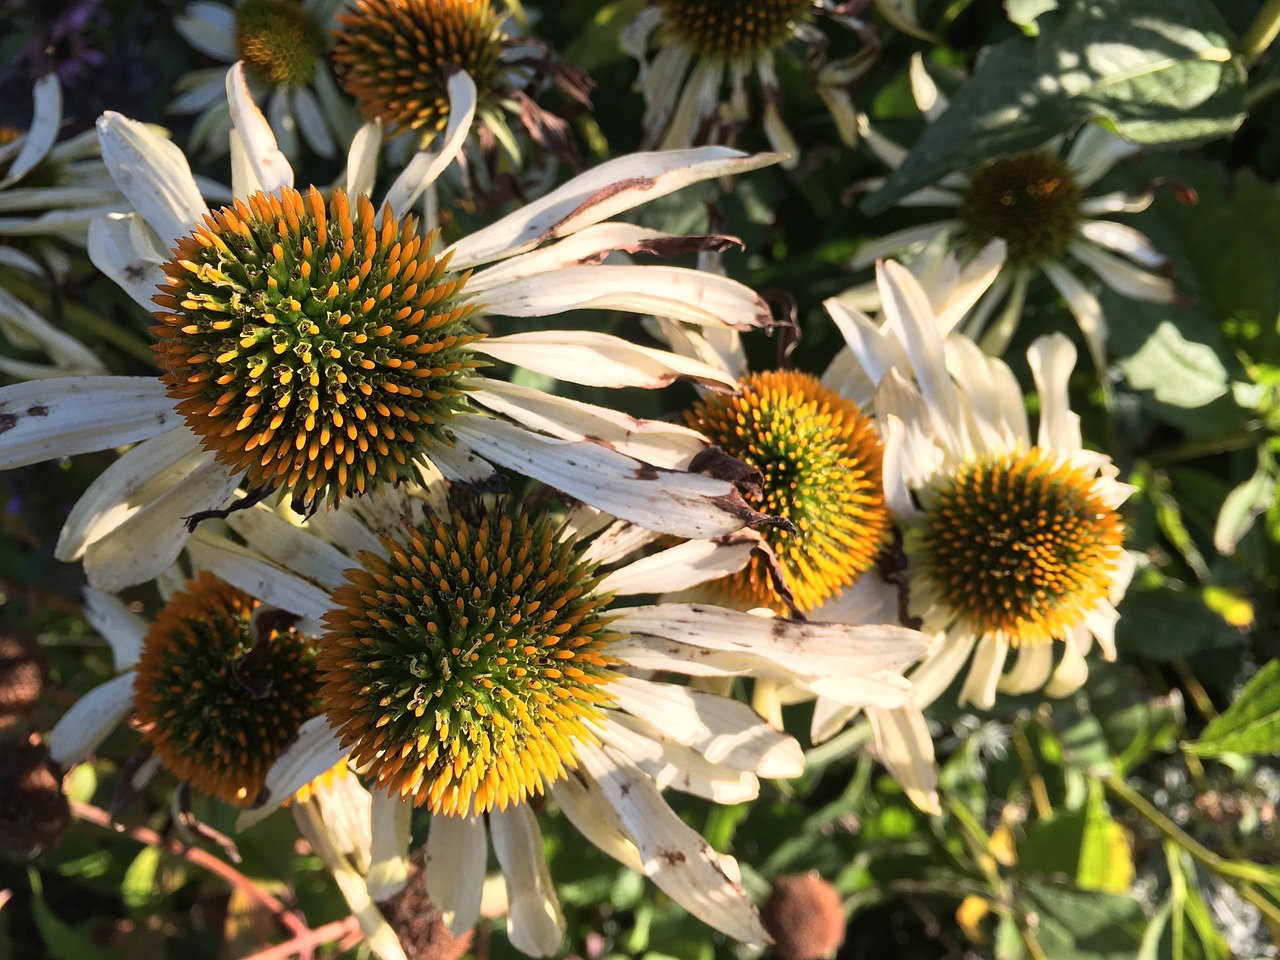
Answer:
1241, 0, 1280, 67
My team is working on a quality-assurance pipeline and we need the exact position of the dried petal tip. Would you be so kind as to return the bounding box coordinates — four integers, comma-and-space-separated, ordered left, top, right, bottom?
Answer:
761, 872, 845, 960
0, 627, 46, 731
378, 857, 474, 960
0, 736, 70, 858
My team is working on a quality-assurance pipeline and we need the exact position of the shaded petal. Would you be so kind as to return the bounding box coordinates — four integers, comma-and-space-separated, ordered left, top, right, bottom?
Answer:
238, 716, 348, 829
997, 643, 1054, 695
1043, 260, 1107, 375
293, 87, 336, 159
97, 113, 205, 247
1, 75, 60, 188
1078, 220, 1167, 268
549, 773, 644, 873
448, 148, 782, 268
425, 814, 487, 936
226, 63, 293, 194
866, 705, 940, 814
1068, 241, 1175, 303
82, 587, 146, 671
490, 804, 566, 957
850, 221, 956, 269
598, 537, 754, 595
174, 2, 237, 60
48, 671, 134, 767
366, 790, 412, 901
958, 636, 1008, 709
186, 531, 335, 619
599, 714, 760, 803
225, 505, 354, 589
384, 71, 476, 219
345, 121, 383, 200
88, 212, 169, 310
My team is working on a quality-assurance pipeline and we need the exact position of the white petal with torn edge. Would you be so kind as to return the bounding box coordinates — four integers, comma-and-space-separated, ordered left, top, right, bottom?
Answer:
0, 376, 177, 470
97, 113, 205, 247
224, 505, 354, 589
469, 379, 706, 469
425, 814, 487, 937
576, 741, 768, 946
447, 147, 781, 268
472, 330, 738, 391
490, 804, 566, 957
82, 587, 147, 670
598, 714, 761, 803
450, 415, 765, 539
609, 675, 802, 777
48, 671, 136, 767
477, 264, 773, 330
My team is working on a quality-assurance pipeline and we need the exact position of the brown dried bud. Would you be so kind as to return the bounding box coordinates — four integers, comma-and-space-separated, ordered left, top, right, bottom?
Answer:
0, 627, 45, 730
378, 857, 473, 960
0, 735, 70, 858
761, 872, 846, 960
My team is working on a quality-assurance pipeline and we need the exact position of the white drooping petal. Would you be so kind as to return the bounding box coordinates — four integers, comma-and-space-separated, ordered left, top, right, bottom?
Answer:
875, 377, 942, 508
344, 121, 382, 200
1065, 123, 1139, 187
1042, 260, 1107, 374
226, 63, 293, 195
943, 335, 1025, 453
447, 147, 781, 268
425, 814, 487, 937
384, 71, 477, 219
1045, 633, 1090, 697
1027, 333, 1082, 452
0, 286, 105, 374
908, 53, 948, 121
850, 221, 956, 269
958, 635, 1009, 709
186, 532, 334, 620
660, 56, 724, 153
312, 772, 374, 872
174, 2, 238, 60
88, 212, 171, 310
1078, 220, 1167, 268
449, 415, 763, 539
469, 378, 708, 469
996, 642, 1054, 695
866, 705, 940, 815
238, 715, 349, 829
48, 671, 136, 767
907, 631, 973, 709
1068, 240, 1175, 303
575, 741, 768, 945
291, 801, 408, 960
472, 330, 739, 391
1, 74, 60, 188
56, 427, 207, 562
549, 773, 645, 873
477, 263, 772, 330
933, 239, 1007, 335
80, 454, 241, 592
490, 804, 566, 957
293, 87, 337, 160
96, 112, 206, 247
598, 537, 755, 596
823, 296, 900, 394
82, 587, 147, 671
225, 505, 354, 589
0, 376, 177, 470
365, 790, 412, 902
610, 676, 803, 777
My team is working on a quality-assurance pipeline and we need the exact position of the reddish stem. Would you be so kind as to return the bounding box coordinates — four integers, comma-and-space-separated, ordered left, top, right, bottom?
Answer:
235, 916, 363, 960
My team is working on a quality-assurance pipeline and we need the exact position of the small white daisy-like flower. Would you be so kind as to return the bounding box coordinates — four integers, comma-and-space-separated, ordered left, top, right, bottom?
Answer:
171, 0, 358, 159
0, 74, 125, 377
852, 55, 1178, 371
837, 256, 1136, 713
0, 65, 782, 593
622, 0, 879, 166
181, 488, 928, 957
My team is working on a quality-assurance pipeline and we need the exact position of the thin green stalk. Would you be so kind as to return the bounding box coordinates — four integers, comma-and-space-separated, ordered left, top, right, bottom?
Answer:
1103, 771, 1280, 928
1241, 0, 1280, 67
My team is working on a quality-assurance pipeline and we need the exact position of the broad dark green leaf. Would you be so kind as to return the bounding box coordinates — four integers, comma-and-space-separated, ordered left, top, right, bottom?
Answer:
1012, 880, 1146, 960
1187, 658, 1280, 756
863, 0, 1245, 214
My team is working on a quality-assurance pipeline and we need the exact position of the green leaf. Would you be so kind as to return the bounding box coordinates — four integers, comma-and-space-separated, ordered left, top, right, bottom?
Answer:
121, 846, 162, 910
1214, 446, 1276, 556
1017, 785, 1133, 893
863, 0, 1245, 214
1012, 880, 1146, 960
1187, 658, 1280, 756
28, 870, 118, 960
